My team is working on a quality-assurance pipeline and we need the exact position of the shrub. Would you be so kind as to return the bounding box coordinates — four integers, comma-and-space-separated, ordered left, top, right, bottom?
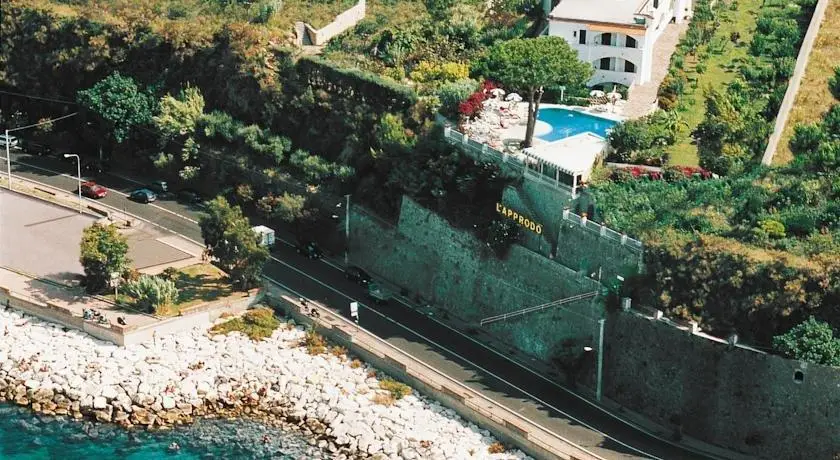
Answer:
379, 378, 412, 399
458, 90, 487, 120
488, 442, 506, 454
758, 219, 786, 239
772, 316, 840, 366
124, 275, 179, 313
159, 267, 180, 282
437, 79, 479, 117
304, 328, 328, 355
409, 61, 469, 83
789, 123, 826, 155
830, 67, 840, 100
371, 393, 396, 406
350, 359, 363, 369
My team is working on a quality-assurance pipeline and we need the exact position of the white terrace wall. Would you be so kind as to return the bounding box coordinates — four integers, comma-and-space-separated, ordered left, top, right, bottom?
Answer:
604, 310, 840, 458
299, 0, 366, 46
348, 197, 603, 362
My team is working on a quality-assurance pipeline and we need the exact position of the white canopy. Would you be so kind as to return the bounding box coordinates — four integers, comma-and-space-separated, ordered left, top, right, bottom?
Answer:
489, 88, 506, 97
522, 132, 605, 179
505, 92, 523, 102
590, 90, 606, 98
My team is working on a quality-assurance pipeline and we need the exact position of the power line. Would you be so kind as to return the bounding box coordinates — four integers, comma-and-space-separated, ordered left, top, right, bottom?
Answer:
0, 89, 78, 105
7, 112, 79, 133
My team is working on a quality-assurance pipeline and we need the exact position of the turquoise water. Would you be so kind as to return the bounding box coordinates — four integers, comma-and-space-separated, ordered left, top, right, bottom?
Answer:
0, 404, 324, 459
536, 108, 617, 142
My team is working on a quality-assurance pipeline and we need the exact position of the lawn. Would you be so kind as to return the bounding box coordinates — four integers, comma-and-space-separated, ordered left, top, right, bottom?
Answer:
109, 263, 234, 316
666, 0, 765, 166
773, 0, 839, 165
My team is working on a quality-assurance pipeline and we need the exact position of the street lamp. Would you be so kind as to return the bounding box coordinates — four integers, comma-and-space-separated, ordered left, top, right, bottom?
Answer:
64, 153, 82, 213
3, 112, 78, 190
583, 318, 606, 402
344, 194, 351, 265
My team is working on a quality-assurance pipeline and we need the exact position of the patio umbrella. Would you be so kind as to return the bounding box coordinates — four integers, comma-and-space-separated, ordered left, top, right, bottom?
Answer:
490, 88, 506, 98
589, 90, 606, 98
505, 93, 523, 102
607, 91, 623, 101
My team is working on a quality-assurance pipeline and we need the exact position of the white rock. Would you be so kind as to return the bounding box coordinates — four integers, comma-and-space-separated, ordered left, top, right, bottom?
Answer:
93, 396, 107, 410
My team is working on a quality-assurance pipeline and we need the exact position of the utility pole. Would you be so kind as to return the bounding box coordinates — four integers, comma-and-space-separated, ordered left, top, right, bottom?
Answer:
64, 153, 82, 213
344, 194, 351, 265
596, 318, 605, 402
4, 129, 10, 190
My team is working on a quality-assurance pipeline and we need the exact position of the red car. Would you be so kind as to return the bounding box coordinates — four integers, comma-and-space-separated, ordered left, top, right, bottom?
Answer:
80, 181, 108, 199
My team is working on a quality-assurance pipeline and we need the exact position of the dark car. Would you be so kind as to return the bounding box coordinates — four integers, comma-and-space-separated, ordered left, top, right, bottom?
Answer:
149, 180, 169, 194
295, 241, 322, 260
82, 161, 111, 175
345, 266, 371, 286
129, 188, 157, 203
80, 181, 108, 199
177, 188, 204, 205
20, 139, 52, 156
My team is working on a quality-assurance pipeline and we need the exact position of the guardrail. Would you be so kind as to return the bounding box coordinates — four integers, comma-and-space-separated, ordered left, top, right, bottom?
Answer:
561, 209, 643, 252
263, 280, 604, 460
480, 291, 599, 325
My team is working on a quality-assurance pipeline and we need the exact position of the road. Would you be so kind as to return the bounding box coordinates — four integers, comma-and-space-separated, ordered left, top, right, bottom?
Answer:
2, 150, 715, 460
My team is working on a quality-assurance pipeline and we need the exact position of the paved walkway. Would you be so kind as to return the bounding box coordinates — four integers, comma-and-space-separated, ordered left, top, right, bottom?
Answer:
0, 266, 157, 329
624, 23, 688, 119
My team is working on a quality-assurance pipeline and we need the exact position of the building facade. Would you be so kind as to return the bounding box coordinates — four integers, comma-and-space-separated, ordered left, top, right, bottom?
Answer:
548, 0, 692, 87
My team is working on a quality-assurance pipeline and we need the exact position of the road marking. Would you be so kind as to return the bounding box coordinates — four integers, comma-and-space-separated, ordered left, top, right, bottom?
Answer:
310, 254, 717, 459
266, 256, 659, 459
261, 274, 610, 460
9, 157, 199, 224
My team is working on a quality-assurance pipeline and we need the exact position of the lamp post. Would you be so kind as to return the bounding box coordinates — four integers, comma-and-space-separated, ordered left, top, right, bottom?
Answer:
344, 194, 351, 265
3, 112, 78, 191
64, 153, 82, 213
583, 318, 606, 402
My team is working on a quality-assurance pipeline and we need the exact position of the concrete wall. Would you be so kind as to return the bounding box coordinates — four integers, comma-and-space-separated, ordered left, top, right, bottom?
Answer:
604, 311, 840, 458
300, 0, 366, 46
265, 288, 598, 460
349, 198, 603, 361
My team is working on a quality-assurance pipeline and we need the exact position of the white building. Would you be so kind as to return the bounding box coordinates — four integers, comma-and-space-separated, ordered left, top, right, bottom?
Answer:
547, 0, 692, 87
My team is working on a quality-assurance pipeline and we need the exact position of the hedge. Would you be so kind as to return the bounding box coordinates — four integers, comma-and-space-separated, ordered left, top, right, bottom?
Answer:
296, 57, 418, 113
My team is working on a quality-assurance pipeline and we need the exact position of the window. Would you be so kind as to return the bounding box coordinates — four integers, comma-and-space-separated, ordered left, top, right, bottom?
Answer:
579, 30, 587, 45
601, 33, 612, 46
626, 36, 637, 48
624, 60, 636, 73
653, 0, 659, 7
600, 57, 611, 70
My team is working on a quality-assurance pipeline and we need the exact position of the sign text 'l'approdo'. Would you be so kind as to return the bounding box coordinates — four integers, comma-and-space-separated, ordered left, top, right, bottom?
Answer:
495, 203, 543, 235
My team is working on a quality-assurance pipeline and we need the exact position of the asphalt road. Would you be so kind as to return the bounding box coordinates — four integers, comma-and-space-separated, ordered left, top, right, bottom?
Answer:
2, 150, 713, 460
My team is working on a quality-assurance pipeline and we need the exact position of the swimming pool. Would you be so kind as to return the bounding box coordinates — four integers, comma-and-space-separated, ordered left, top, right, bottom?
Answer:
536, 108, 617, 142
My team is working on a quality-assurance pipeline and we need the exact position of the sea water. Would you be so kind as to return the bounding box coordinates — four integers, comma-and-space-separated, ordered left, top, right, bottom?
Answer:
0, 403, 326, 459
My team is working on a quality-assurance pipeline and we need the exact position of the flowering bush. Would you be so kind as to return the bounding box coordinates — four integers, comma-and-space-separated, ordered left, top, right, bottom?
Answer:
458, 91, 486, 120
409, 61, 470, 83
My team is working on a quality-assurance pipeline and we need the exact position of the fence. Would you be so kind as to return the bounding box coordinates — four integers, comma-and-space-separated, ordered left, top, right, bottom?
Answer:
561, 209, 643, 252
443, 127, 580, 197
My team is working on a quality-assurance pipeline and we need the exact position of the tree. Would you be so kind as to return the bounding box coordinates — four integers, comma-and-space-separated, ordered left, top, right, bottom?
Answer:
257, 192, 308, 223
153, 85, 205, 141
483, 37, 593, 147
773, 317, 840, 366
80, 223, 131, 294
199, 197, 269, 290
425, 0, 455, 21
77, 72, 155, 144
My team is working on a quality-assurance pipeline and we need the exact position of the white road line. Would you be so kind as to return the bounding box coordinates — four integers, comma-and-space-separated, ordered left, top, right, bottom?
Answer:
308, 254, 718, 460
9, 158, 199, 224
261, 275, 610, 460
266, 256, 659, 460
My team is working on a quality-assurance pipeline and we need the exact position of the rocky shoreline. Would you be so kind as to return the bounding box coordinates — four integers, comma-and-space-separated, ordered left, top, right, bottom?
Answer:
0, 309, 529, 459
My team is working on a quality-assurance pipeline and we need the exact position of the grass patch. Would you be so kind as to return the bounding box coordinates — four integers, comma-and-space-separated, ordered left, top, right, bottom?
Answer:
487, 442, 506, 454
172, 263, 235, 311
774, 0, 840, 165
379, 377, 412, 400
666, 0, 765, 166
371, 392, 395, 406
209, 307, 280, 340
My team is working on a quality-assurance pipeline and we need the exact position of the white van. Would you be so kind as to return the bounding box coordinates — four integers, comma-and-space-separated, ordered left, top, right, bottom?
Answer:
0, 134, 19, 149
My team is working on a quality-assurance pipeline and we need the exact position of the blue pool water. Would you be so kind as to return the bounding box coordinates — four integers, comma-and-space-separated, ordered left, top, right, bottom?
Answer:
536, 108, 617, 142
0, 403, 324, 459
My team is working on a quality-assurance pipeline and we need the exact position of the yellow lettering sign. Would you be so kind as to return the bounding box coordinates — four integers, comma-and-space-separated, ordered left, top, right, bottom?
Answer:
495, 202, 544, 235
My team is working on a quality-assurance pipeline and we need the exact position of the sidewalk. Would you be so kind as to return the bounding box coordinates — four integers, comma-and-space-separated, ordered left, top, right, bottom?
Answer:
265, 284, 604, 460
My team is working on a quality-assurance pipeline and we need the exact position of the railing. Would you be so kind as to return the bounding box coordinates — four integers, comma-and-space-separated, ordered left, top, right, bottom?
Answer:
480, 291, 599, 325
562, 209, 643, 252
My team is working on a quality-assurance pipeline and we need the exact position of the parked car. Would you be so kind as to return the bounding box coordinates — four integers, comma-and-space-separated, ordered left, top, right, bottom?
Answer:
0, 134, 19, 149
367, 282, 392, 305
82, 161, 110, 175
129, 188, 157, 203
149, 180, 169, 194
80, 181, 108, 199
20, 139, 52, 156
177, 188, 205, 205
295, 241, 322, 260
345, 266, 372, 286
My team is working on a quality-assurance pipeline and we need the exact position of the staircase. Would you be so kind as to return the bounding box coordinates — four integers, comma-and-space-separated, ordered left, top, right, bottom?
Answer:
623, 22, 688, 119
